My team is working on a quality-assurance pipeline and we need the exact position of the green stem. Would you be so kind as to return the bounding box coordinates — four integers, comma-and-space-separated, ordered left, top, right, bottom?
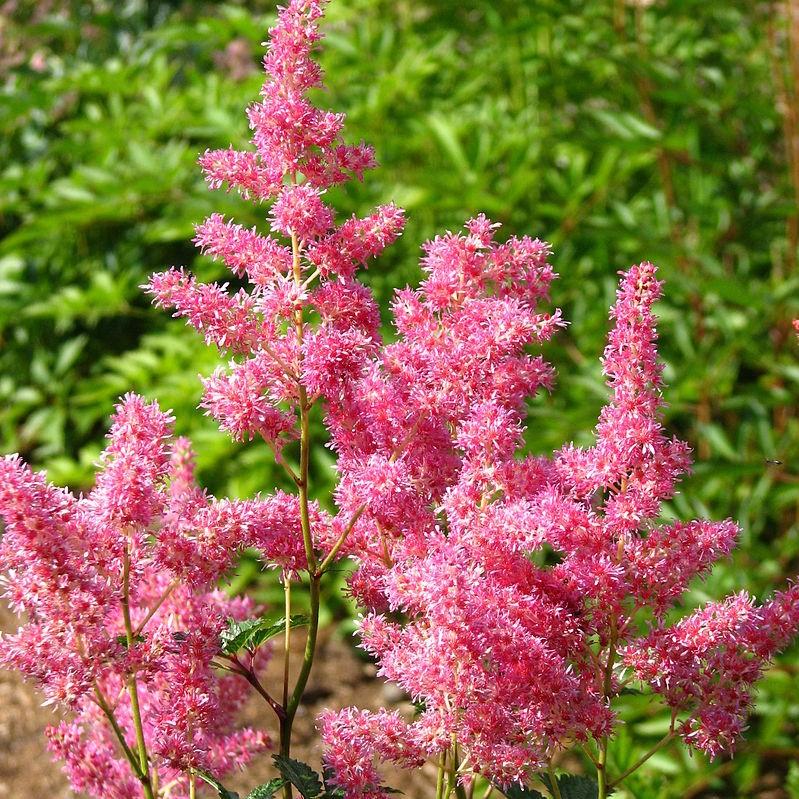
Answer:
452, 742, 468, 799
317, 504, 365, 575
597, 745, 608, 799
608, 732, 675, 788
121, 550, 156, 799
133, 578, 177, 638
547, 764, 563, 799
275, 227, 322, 799
228, 655, 285, 720
435, 752, 447, 799
316, 415, 423, 576
283, 575, 291, 708
290, 229, 315, 575
444, 740, 468, 799
597, 622, 618, 799
283, 577, 321, 728
94, 684, 142, 779
279, 576, 321, 799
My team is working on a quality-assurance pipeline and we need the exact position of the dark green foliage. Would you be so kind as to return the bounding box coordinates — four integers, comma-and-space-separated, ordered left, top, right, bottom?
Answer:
542, 774, 602, 799
322, 766, 346, 799
272, 756, 324, 799
115, 633, 145, 648
195, 769, 241, 799
498, 774, 602, 799
219, 614, 309, 655
246, 779, 288, 799
269, 756, 397, 799
497, 782, 546, 799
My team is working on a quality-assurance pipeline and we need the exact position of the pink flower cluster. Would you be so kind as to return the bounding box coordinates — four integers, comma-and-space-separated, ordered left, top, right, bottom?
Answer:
140, 0, 799, 794
147, 0, 405, 451
319, 263, 799, 793
625, 587, 799, 758
0, 395, 271, 799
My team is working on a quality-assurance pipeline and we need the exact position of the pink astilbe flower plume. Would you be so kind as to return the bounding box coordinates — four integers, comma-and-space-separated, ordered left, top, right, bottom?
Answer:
0, 395, 274, 799
320, 262, 799, 796
4, 0, 799, 796
31, 0, 791, 795
624, 585, 799, 757
146, 0, 404, 450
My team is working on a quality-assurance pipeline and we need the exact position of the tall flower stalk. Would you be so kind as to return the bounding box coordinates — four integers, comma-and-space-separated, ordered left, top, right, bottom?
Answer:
148, 0, 407, 786
0, 399, 269, 799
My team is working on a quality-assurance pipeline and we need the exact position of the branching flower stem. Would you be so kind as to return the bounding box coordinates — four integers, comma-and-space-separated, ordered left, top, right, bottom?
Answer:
316, 415, 423, 576
121, 548, 156, 799
596, 618, 618, 799
93, 683, 142, 780
278, 226, 320, 799
547, 763, 563, 799
133, 578, 178, 638
435, 751, 447, 799
226, 654, 285, 721
608, 731, 675, 788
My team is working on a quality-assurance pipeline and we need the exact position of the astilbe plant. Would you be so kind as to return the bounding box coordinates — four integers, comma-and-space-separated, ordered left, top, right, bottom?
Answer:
0, 396, 269, 799
1, 2, 799, 799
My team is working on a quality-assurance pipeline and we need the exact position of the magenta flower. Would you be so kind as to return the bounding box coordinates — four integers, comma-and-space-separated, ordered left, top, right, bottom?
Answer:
0, 396, 269, 798
319, 263, 799, 796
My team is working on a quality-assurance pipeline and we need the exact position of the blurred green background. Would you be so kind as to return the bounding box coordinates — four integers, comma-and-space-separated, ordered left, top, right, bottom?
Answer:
2, 0, 799, 796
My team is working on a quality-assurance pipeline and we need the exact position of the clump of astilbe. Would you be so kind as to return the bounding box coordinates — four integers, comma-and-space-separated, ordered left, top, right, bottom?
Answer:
0, 395, 269, 799
145, 0, 412, 777
319, 263, 799, 798
148, 0, 404, 454
146, 0, 564, 791
6, 2, 798, 799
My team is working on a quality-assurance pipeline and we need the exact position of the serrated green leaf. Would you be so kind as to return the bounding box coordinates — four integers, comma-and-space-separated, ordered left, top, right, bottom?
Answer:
540, 774, 604, 799
322, 766, 346, 799
195, 770, 241, 799
272, 755, 323, 798
220, 614, 309, 655
495, 783, 546, 799
246, 779, 287, 799
555, 775, 601, 799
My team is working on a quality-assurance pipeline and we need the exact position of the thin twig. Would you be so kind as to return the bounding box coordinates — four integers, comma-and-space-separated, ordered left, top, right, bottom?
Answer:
133, 579, 178, 638
121, 549, 156, 799
316, 414, 424, 575
93, 683, 142, 779
547, 762, 563, 799
608, 732, 675, 788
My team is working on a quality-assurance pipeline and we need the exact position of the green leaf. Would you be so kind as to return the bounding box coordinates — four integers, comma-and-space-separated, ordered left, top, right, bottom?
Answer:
322, 767, 346, 799
495, 783, 546, 799
195, 770, 241, 799
220, 614, 309, 655
246, 779, 287, 799
272, 755, 323, 798
786, 761, 799, 799
115, 633, 145, 649
542, 775, 602, 799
